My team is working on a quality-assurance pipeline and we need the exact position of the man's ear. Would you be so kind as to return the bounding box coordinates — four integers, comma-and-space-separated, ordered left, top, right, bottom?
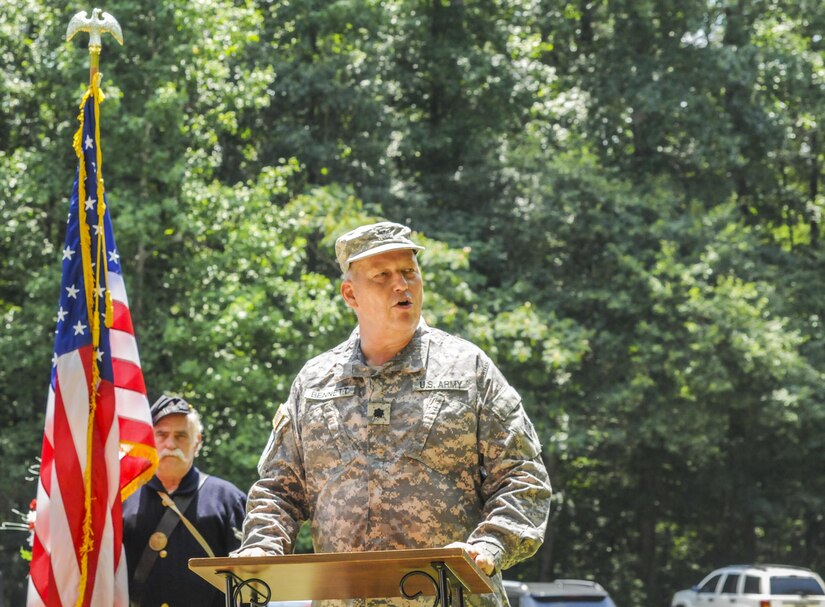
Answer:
340, 280, 357, 309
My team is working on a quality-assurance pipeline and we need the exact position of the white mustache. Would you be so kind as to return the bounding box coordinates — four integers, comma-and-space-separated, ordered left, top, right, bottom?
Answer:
159, 448, 187, 461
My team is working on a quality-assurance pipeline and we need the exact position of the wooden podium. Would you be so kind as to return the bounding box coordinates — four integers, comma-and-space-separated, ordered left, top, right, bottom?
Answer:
189, 547, 494, 607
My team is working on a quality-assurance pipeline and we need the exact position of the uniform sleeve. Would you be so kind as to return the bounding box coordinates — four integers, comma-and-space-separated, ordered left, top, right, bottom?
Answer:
223, 486, 247, 554
237, 380, 309, 555
467, 356, 552, 571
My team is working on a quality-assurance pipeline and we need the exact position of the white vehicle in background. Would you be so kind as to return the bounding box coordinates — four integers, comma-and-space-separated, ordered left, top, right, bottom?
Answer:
671, 564, 825, 607
504, 579, 618, 607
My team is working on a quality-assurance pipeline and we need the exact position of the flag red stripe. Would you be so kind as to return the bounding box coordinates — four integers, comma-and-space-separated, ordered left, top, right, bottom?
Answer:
119, 416, 155, 442
110, 300, 133, 334
29, 534, 49, 603
51, 367, 88, 566
112, 358, 146, 394
110, 492, 123, 570
118, 415, 153, 435
39, 436, 54, 497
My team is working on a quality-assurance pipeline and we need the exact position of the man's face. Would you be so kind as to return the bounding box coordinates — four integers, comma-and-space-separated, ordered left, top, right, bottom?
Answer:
341, 249, 424, 340
153, 413, 201, 480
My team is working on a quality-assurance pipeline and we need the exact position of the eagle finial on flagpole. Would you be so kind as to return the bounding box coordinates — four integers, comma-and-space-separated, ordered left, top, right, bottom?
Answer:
66, 8, 123, 87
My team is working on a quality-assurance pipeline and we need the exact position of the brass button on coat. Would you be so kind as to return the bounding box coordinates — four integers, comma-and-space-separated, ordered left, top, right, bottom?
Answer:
149, 531, 168, 552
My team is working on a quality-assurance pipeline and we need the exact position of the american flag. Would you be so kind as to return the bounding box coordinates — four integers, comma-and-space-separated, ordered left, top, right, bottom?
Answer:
27, 85, 158, 607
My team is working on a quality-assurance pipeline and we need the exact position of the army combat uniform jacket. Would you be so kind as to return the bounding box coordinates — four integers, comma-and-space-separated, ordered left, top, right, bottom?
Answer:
240, 322, 552, 607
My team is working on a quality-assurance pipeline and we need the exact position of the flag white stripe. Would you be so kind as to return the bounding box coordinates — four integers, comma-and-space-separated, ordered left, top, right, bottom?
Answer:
33, 478, 51, 558
48, 468, 81, 607
26, 578, 46, 607
90, 424, 123, 606
91, 544, 129, 606
108, 271, 128, 305
44, 387, 55, 447
109, 328, 140, 366
114, 386, 152, 424
55, 350, 91, 475
114, 546, 129, 607
106, 411, 121, 506
90, 511, 115, 606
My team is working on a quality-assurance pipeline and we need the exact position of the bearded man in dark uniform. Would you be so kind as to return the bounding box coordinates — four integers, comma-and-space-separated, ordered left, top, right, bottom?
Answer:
123, 395, 246, 607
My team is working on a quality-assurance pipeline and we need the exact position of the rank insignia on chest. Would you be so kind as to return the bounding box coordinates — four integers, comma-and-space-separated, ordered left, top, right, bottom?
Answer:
368, 401, 391, 425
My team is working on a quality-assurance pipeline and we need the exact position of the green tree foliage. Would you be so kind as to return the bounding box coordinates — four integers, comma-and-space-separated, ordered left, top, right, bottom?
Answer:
1, 1, 824, 606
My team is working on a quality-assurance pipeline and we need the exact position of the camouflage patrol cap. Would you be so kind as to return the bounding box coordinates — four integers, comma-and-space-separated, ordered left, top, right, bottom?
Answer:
150, 394, 193, 425
335, 222, 425, 273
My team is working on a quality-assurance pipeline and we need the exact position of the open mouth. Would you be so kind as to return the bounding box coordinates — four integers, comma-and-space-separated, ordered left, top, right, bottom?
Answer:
395, 299, 413, 309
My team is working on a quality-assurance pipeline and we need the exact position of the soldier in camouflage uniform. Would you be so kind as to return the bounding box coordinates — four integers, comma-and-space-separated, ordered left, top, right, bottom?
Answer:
237, 222, 552, 607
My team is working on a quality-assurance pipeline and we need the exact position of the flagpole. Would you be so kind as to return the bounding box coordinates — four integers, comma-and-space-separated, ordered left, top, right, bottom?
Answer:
89, 44, 101, 89
66, 13, 125, 607
66, 10, 125, 607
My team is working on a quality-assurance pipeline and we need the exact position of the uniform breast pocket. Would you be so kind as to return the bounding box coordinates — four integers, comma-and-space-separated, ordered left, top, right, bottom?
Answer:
412, 392, 478, 478
300, 401, 357, 475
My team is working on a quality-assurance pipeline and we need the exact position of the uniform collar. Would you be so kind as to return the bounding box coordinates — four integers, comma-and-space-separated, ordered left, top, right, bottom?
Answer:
148, 465, 201, 495
341, 319, 430, 378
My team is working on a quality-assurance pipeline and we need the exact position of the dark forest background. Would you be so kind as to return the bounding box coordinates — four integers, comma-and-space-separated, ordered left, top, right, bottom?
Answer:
2, 1, 824, 605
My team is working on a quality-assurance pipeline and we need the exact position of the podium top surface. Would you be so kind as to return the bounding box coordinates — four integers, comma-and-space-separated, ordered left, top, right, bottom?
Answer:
189, 547, 494, 601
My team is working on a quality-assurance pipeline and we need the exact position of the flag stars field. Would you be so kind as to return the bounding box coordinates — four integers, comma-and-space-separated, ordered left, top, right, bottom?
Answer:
65, 284, 79, 298
72, 320, 86, 336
